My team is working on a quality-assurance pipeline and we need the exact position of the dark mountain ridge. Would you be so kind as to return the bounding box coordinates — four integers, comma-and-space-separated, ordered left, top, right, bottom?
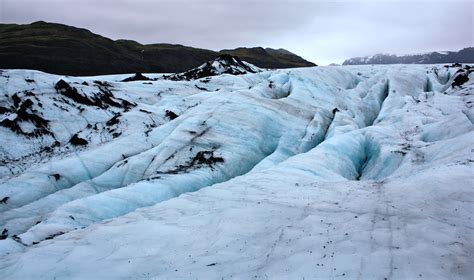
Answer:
0, 21, 316, 76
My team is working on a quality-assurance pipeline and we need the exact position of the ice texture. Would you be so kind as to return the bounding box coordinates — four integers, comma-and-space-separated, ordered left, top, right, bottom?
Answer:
0, 63, 472, 279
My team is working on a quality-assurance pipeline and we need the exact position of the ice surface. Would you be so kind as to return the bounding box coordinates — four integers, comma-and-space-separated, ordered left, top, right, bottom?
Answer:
0, 63, 472, 279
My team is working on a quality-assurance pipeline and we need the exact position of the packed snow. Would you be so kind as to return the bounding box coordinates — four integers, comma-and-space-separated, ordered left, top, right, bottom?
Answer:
0, 62, 472, 279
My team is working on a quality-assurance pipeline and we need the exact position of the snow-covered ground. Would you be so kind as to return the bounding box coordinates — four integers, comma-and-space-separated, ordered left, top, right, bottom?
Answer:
0, 62, 472, 279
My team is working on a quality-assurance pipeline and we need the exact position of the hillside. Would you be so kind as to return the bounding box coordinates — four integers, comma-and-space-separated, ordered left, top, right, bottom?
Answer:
220, 47, 315, 69
343, 47, 474, 65
0, 61, 472, 278
0, 21, 316, 76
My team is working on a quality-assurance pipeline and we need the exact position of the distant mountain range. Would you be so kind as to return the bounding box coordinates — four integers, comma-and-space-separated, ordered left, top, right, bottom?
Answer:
0, 21, 316, 76
342, 48, 474, 65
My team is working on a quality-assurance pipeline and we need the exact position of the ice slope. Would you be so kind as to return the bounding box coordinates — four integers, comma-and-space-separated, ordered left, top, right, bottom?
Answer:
0, 63, 473, 279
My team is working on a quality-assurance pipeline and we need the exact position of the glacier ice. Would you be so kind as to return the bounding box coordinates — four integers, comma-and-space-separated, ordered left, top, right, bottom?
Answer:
0, 63, 472, 279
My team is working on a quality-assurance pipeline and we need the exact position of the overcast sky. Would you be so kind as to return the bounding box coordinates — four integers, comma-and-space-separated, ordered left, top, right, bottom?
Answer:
1, 0, 472, 65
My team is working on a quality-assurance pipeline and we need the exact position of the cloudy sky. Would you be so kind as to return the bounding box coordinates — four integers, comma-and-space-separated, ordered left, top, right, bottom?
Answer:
1, 0, 472, 65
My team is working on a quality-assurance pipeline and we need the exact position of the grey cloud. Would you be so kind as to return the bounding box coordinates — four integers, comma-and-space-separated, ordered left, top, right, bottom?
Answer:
1, 0, 472, 65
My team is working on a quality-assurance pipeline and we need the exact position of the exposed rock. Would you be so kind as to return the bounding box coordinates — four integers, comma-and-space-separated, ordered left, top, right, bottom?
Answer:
69, 134, 88, 146
0, 196, 9, 204
121, 73, 152, 82
452, 71, 469, 87
165, 110, 178, 120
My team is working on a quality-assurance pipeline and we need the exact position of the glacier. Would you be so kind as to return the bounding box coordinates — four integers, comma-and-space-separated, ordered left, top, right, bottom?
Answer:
0, 61, 473, 279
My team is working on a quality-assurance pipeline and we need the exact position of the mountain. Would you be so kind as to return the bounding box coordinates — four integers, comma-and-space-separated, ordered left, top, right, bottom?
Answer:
0, 63, 472, 278
343, 47, 474, 65
0, 21, 316, 76
164, 54, 262, 81
220, 47, 316, 69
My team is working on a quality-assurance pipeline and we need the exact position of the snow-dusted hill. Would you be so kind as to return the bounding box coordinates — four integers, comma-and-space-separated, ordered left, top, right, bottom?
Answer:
342, 47, 474, 65
0, 62, 473, 279
164, 54, 262, 81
